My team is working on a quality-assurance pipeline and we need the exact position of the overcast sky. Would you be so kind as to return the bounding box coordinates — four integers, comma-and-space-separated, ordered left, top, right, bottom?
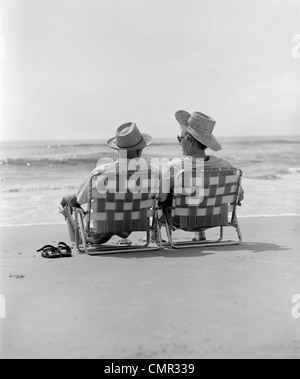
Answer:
0, 0, 299, 141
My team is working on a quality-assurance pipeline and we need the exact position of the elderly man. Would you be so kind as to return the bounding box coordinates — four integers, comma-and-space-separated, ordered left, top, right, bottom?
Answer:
160, 110, 244, 241
60, 122, 153, 244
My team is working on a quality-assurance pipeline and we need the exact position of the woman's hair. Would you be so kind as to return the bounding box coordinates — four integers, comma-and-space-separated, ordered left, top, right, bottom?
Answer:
182, 128, 207, 150
195, 139, 207, 151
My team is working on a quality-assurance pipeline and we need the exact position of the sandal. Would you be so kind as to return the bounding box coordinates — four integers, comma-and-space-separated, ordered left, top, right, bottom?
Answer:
57, 242, 72, 258
37, 245, 61, 259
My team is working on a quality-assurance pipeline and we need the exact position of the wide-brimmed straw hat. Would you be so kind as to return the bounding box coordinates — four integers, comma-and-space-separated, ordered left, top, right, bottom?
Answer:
107, 122, 153, 151
175, 110, 222, 151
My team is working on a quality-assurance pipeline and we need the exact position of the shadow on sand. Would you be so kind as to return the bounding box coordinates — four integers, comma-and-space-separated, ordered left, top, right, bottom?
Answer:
90, 241, 291, 259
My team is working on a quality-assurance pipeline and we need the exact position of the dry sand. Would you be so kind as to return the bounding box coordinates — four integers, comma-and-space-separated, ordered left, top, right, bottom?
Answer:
0, 216, 300, 359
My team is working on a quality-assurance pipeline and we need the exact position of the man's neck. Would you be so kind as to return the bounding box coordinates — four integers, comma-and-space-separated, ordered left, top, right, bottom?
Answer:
188, 149, 209, 160
118, 152, 141, 160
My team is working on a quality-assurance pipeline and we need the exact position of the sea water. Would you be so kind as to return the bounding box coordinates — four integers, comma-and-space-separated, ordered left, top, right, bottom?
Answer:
0, 136, 300, 226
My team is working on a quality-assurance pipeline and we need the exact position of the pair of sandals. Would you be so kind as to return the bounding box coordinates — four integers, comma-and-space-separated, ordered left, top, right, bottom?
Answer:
37, 242, 72, 259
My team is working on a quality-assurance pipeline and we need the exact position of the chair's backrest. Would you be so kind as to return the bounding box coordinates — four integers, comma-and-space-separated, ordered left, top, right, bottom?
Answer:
172, 167, 242, 230
87, 166, 159, 234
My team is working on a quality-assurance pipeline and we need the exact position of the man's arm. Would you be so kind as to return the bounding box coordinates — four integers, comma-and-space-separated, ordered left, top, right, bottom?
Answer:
158, 159, 183, 204
76, 172, 94, 205
159, 163, 174, 203
76, 161, 116, 205
238, 186, 244, 204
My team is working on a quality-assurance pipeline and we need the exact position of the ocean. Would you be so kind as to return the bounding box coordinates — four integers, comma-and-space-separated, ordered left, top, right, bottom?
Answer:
0, 136, 300, 226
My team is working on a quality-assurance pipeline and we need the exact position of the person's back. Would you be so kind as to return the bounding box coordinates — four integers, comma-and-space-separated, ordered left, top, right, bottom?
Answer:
60, 122, 154, 244
159, 110, 244, 240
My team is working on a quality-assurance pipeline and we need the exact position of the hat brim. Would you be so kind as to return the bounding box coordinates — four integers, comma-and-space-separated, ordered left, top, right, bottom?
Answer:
107, 133, 153, 151
175, 110, 222, 152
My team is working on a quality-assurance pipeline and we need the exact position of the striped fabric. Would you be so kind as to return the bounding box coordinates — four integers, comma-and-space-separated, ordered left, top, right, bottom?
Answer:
87, 169, 159, 235
172, 168, 242, 231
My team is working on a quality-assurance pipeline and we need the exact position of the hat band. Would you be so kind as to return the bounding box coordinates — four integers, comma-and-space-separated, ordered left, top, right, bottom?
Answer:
117, 135, 144, 149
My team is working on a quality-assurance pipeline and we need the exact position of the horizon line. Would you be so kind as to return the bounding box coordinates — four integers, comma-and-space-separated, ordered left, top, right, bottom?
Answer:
1, 134, 300, 143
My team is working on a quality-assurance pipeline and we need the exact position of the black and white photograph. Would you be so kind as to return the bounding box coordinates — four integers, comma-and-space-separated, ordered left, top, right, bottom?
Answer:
0, 0, 299, 361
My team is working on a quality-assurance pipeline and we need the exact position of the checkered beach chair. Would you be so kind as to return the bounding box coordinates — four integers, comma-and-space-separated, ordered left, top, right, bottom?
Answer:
162, 167, 243, 249
74, 167, 162, 255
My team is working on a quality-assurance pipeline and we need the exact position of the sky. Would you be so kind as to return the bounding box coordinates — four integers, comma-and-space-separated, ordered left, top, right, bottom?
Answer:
0, 0, 299, 141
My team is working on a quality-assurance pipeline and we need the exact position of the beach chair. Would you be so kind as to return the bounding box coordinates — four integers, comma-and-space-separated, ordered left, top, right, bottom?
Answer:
74, 167, 162, 255
161, 167, 243, 249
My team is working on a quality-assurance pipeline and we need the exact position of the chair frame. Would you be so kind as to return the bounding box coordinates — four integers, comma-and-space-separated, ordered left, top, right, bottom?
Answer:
74, 170, 162, 255
161, 168, 243, 250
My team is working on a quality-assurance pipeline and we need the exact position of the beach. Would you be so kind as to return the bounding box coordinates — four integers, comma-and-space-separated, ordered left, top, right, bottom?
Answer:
1, 137, 300, 359
1, 215, 300, 359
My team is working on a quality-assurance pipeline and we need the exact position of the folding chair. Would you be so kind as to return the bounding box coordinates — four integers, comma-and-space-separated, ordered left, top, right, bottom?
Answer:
161, 167, 243, 249
74, 167, 162, 255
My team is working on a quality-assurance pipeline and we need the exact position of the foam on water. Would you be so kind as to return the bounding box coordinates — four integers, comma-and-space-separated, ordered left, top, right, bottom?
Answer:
1, 136, 300, 225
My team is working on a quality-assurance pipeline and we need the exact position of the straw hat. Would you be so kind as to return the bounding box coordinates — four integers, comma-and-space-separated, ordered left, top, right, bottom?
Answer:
107, 122, 153, 151
175, 110, 222, 151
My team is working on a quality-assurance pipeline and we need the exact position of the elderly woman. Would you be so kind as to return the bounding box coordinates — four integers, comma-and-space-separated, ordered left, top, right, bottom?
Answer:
160, 110, 244, 241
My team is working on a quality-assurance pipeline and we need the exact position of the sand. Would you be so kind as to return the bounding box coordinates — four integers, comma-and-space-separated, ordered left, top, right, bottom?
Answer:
0, 216, 300, 359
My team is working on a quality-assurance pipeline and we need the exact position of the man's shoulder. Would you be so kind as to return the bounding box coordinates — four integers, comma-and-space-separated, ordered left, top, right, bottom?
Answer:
93, 160, 117, 174
206, 156, 233, 169
164, 157, 189, 168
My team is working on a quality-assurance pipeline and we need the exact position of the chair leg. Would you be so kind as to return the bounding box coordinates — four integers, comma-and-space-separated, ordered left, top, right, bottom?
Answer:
86, 221, 162, 256
150, 211, 164, 248
78, 212, 88, 253
87, 235, 161, 255
72, 208, 162, 255
74, 210, 88, 253
154, 221, 163, 248
218, 226, 224, 242
74, 211, 80, 251
162, 218, 176, 249
232, 215, 242, 243
162, 221, 242, 250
